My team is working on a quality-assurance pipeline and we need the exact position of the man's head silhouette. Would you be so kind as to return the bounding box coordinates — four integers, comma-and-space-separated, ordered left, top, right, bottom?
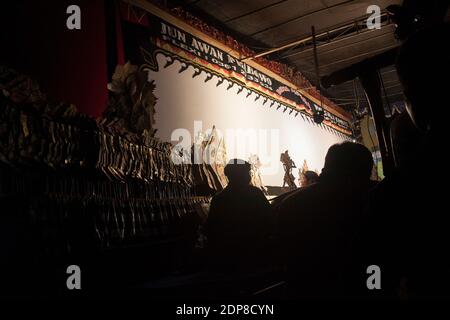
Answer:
322, 142, 373, 184
224, 159, 251, 187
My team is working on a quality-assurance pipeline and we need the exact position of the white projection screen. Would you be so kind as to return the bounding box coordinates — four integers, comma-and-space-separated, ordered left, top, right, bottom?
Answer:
149, 54, 347, 187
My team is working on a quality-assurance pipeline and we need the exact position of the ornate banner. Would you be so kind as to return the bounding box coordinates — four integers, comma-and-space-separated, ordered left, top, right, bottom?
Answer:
120, 11, 352, 136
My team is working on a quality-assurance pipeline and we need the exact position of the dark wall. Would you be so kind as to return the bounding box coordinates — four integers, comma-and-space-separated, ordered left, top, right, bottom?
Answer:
0, 0, 109, 117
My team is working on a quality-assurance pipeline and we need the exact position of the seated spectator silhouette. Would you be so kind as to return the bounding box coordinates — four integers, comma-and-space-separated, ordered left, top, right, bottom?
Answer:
272, 171, 319, 219
205, 159, 272, 274
278, 142, 374, 299
299, 170, 319, 187
364, 23, 450, 299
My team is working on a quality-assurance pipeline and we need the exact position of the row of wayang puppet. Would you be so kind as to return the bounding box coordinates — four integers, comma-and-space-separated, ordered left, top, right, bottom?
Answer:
6, 170, 197, 203
29, 193, 206, 250
1, 168, 208, 250
96, 124, 194, 186
0, 100, 95, 169
0, 65, 226, 191
0, 101, 200, 187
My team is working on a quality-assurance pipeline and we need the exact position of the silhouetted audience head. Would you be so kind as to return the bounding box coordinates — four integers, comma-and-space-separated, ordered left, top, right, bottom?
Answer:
396, 23, 450, 132
300, 170, 319, 187
321, 142, 373, 184
224, 159, 251, 186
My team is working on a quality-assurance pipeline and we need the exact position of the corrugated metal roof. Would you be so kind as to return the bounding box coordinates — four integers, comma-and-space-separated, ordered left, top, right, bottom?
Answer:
175, 0, 406, 113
